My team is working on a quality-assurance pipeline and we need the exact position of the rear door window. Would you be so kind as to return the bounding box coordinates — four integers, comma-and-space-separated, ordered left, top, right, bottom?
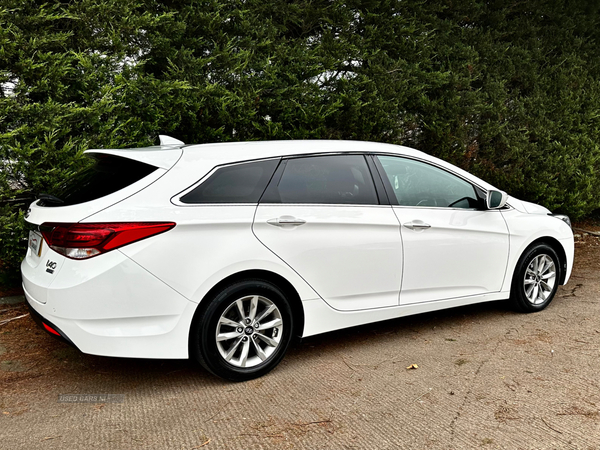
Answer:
261, 154, 379, 205
39, 154, 158, 207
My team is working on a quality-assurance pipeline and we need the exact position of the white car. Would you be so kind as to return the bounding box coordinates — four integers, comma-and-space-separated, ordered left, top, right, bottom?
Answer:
22, 137, 574, 380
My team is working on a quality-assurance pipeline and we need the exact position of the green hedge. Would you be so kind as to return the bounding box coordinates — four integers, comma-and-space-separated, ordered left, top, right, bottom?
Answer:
1, 0, 600, 282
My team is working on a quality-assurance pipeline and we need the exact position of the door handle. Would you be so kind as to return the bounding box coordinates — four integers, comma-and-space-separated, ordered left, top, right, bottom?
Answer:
403, 220, 431, 230
267, 216, 307, 227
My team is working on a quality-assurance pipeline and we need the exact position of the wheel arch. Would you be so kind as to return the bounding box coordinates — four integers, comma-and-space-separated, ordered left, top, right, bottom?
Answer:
519, 236, 568, 285
188, 269, 305, 349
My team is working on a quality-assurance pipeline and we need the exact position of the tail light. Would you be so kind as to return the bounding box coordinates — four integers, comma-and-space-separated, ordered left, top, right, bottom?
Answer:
40, 222, 176, 260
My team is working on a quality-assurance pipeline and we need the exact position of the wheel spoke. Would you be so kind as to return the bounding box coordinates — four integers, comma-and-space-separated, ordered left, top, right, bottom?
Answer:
219, 316, 242, 328
540, 280, 551, 292
537, 256, 546, 275
524, 279, 536, 286
537, 285, 546, 303
251, 338, 267, 361
256, 332, 278, 348
255, 304, 276, 323
248, 295, 259, 321
257, 318, 282, 331
224, 337, 243, 361
235, 299, 246, 320
541, 271, 555, 280
216, 331, 240, 342
525, 283, 535, 297
531, 285, 539, 302
239, 339, 250, 367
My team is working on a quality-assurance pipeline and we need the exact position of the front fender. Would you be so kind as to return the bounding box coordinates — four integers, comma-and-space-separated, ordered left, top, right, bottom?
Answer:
501, 209, 574, 292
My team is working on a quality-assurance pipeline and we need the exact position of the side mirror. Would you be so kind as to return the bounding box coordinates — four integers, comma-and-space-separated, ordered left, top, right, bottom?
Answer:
486, 190, 508, 210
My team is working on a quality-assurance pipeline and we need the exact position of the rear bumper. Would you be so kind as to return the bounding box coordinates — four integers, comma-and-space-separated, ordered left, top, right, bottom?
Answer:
21, 248, 198, 359
26, 300, 79, 349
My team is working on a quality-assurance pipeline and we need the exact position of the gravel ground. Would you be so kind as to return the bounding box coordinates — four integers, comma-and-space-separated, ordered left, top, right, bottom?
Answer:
1, 237, 599, 450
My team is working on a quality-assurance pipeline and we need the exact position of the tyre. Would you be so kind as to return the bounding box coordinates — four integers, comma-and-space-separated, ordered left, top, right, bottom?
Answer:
510, 243, 560, 313
190, 279, 294, 381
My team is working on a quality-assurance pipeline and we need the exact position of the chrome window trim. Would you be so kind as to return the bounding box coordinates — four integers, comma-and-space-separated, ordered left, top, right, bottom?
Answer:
171, 150, 512, 210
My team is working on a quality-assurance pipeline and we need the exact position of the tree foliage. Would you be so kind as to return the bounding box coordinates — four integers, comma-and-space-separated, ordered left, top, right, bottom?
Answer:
1, 0, 600, 280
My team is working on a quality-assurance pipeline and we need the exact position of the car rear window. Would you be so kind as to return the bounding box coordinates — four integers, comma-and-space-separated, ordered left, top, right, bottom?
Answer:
180, 159, 279, 204
38, 154, 158, 207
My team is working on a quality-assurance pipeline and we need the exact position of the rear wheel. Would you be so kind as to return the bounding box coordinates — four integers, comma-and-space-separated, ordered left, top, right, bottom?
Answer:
191, 279, 293, 381
510, 243, 560, 313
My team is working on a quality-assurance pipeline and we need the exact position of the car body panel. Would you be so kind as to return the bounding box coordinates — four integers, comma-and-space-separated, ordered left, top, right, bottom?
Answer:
22, 245, 195, 358
301, 290, 510, 337
394, 207, 510, 304
499, 208, 574, 290
253, 204, 403, 311
22, 239, 65, 304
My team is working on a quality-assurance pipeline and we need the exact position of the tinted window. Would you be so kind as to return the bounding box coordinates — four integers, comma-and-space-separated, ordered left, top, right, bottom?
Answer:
180, 159, 279, 204
39, 154, 158, 207
263, 155, 378, 205
376, 156, 479, 208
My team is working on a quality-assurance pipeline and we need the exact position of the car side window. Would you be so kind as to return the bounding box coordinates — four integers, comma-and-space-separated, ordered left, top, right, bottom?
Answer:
180, 159, 279, 204
262, 155, 379, 205
376, 155, 480, 208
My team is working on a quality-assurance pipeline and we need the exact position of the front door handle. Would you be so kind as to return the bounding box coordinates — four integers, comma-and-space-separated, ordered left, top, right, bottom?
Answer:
267, 216, 307, 227
403, 220, 431, 230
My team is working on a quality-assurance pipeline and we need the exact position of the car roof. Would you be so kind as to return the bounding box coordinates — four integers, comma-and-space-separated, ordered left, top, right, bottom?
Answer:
85, 140, 425, 169
180, 139, 427, 163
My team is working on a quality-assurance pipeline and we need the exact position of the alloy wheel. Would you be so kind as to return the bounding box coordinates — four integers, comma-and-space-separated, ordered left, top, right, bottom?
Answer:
215, 295, 283, 368
523, 254, 556, 305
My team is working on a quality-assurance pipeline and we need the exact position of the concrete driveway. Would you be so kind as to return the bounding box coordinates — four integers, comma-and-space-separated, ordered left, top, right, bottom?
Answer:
1, 237, 599, 449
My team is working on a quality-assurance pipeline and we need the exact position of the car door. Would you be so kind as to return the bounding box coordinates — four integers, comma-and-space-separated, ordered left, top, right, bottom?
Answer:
374, 155, 510, 305
252, 154, 403, 311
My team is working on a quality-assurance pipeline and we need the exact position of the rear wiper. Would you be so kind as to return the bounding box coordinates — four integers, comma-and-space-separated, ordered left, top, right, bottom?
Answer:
38, 193, 64, 205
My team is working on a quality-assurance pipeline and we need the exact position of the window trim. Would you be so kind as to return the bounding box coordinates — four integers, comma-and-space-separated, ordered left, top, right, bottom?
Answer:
259, 153, 382, 207
170, 150, 513, 210
171, 157, 282, 207
366, 155, 391, 205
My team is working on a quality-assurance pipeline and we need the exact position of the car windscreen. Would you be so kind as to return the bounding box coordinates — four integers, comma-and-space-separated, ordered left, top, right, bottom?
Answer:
38, 154, 158, 207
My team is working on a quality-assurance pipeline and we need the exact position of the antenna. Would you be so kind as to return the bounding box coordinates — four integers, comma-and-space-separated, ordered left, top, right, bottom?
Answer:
159, 135, 185, 146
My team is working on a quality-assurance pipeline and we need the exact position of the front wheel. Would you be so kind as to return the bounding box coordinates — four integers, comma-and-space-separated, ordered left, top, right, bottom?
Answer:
190, 279, 294, 381
510, 243, 560, 313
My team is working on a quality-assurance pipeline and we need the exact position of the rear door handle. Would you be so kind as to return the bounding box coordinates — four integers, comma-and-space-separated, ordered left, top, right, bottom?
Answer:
267, 216, 307, 227
403, 220, 431, 230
